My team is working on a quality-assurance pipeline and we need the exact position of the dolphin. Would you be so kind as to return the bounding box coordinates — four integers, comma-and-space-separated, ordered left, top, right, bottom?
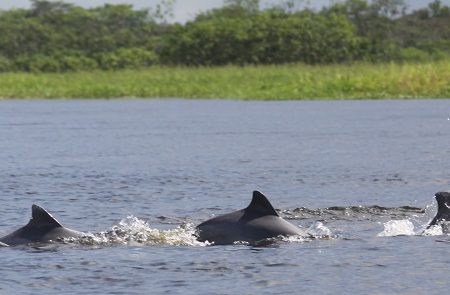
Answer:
428, 192, 450, 229
0, 204, 85, 246
196, 191, 309, 245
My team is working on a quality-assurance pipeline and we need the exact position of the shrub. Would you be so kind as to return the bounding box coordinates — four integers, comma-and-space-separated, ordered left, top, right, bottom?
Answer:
57, 55, 98, 72
14, 55, 61, 72
0, 55, 13, 72
396, 47, 432, 62
96, 48, 159, 70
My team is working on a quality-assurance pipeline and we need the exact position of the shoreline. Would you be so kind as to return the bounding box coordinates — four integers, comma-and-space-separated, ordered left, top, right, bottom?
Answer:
0, 61, 449, 100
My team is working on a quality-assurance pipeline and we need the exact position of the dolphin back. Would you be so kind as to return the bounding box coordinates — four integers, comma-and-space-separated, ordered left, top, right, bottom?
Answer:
0, 204, 83, 246
196, 191, 307, 245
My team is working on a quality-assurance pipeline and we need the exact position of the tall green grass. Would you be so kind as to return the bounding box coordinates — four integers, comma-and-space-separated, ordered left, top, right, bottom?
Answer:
0, 61, 449, 99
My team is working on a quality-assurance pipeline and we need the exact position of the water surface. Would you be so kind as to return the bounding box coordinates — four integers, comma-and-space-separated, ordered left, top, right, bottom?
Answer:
1, 99, 450, 294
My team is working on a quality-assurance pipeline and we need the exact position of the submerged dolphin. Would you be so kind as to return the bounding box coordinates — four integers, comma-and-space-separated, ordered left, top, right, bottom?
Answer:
0, 204, 85, 246
428, 192, 450, 229
196, 191, 308, 245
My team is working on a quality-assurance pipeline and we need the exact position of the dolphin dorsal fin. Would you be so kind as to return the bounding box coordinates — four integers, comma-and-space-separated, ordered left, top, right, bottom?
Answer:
246, 191, 279, 216
30, 204, 63, 228
429, 192, 450, 226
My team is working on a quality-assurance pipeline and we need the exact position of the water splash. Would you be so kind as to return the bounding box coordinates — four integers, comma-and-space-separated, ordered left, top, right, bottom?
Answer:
59, 216, 334, 247
57, 201, 443, 246
422, 225, 443, 236
377, 220, 416, 237
64, 216, 209, 247
279, 235, 309, 244
376, 199, 449, 237
377, 219, 449, 237
307, 222, 333, 238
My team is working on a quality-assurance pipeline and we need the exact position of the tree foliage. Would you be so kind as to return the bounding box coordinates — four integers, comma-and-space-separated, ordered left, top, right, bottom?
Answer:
161, 11, 358, 65
0, 0, 448, 72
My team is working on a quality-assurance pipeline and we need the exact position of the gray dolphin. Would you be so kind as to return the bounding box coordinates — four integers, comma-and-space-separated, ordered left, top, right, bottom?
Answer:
196, 191, 308, 245
0, 204, 85, 246
428, 192, 450, 230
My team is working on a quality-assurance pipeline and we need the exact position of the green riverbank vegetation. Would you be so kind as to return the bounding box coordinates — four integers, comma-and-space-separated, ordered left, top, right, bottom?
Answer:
0, 0, 449, 99
0, 0, 449, 70
1, 61, 448, 99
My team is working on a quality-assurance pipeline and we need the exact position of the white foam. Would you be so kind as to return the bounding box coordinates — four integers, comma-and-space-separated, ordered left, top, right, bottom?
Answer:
377, 220, 415, 237
422, 225, 443, 236
377, 198, 450, 237
307, 222, 333, 238
281, 235, 308, 243
72, 216, 209, 247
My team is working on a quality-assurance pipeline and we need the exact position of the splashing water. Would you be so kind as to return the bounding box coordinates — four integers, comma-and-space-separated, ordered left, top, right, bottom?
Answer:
422, 225, 443, 236
307, 222, 333, 239
61, 215, 333, 247
276, 222, 334, 244
65, 216, 209, 247
376, 198, 448, 237
60, 201, 440, 246
377, 220, 416, 237
378, 219, 448, 237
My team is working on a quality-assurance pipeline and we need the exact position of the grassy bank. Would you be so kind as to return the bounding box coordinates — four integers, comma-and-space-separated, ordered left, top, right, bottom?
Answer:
0, 61, 449, 99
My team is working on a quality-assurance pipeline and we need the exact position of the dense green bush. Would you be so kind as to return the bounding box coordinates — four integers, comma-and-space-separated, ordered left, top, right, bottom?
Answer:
14, 55, 61, 72
395, 47, 432, 62
12, 53, 98, 72
96, 48, 159, 70
0, 55, 13, 72
0, 0, 448, 72
57, 54, 98, 72
160, 11, 359, 65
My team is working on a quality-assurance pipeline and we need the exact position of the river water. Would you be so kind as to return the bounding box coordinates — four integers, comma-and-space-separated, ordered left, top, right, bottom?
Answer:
0, 99, 449, 294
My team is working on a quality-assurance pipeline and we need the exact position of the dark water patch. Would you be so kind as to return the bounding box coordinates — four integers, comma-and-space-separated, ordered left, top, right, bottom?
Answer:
435, 238, 450, 244
280, 205, 425, 221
